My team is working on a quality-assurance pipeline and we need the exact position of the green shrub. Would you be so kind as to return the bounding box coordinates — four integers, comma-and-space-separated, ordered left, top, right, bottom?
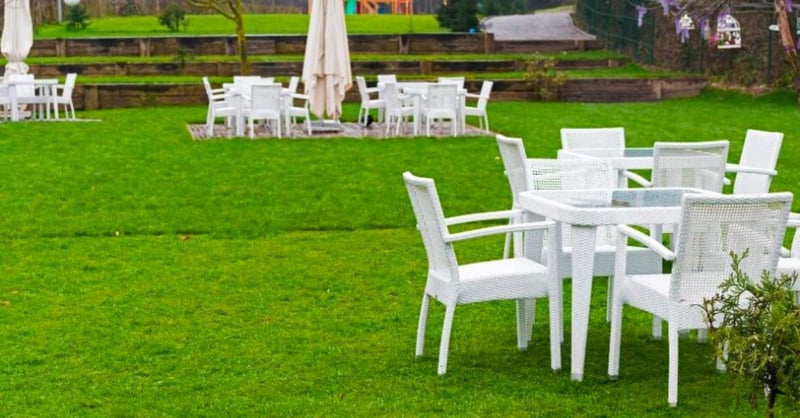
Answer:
119, 0, 142, 16
523, 53, 567, 101
65, 4, 91, 31
702, 251, 800, 418
435, 0, 479, 32
158, 4, 188, 32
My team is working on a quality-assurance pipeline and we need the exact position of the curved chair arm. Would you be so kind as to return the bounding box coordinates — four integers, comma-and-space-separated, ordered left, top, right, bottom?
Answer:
725, 163, 778, 177
618, 225, 675, 261
445, 219, 555, 243
621, 170, 652, 188
465, 93, 481, 99
445, 209, 519, 226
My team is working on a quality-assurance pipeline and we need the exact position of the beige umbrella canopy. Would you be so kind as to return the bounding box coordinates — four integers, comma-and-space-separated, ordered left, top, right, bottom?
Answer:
1, 0, 33, 80
301, 0, 352, 120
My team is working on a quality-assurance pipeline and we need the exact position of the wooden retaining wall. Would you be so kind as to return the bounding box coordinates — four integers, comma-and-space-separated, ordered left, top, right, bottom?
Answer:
70, 78, 707, 111
30, 33, 605, 58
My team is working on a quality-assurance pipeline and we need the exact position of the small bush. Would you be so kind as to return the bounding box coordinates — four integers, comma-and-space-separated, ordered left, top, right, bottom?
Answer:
435, 0, 479, 32
119, 0, 142, 17
158, 4, 188, 32
524, 54, 567, 101
65, 4, 91, 31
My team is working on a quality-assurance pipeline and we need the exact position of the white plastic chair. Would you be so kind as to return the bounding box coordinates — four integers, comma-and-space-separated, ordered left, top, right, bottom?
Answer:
421, 83, 458, 136
608, 192, 793, 407
725, 129, 783, 194
244, 84, 283, 138
356, 76, 385, 125
560, 127, 625, 153
6, 74, 44, 119
463, 80, 492, 131
624, 140, 730, 192
52, 73, 77, 120
382, 82, 415, 136
286, 76, 300, 96
283, 92, 312, 137
403, 171, 561, 375
202, 76, 237, 137
496, 135, 662, 328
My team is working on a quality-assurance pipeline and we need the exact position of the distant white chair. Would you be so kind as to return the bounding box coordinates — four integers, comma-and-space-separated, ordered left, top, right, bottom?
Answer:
283, 92, 312, 136
382, 82, 415, 136
356, 76, 385, 126
421, 83, 459, 136
624, 140, 730, 192
608, 192, 793, 407
463, 80, 493, 131
202, 76, 237, 137
403, 171, 561, 375
6, 74, 41, 119
725, 129, 783, 194
233, 75, 268, 85
778, 213, 800, 299
286, 76, 300, 96
244, 84, 283, 138
377, 74, 397, 85
560, 127, 625, 153
53, 73, 77, 120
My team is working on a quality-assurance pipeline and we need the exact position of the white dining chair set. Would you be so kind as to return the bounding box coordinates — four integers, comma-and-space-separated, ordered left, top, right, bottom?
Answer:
357, 74, 493, 137
403, 127, 796, 407
0, 73, 78, 122
202, 75, 310, 138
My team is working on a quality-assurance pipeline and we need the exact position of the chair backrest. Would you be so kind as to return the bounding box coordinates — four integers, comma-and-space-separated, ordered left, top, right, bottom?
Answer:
651, 140, 729, 192
437, 76, 465, 89
233, 75, 262, 84
62, 73, 77, 97
426, 83, 458, 111
496, 135, 532, 208
671, 193, 793, 305
7, 74, 35, 97
287, 76, 300, 95
476, 80, 493, 109
356, 76, 371, 104
733, 129, 783, 194
377, 74, 397, 85
250, 84, 283, 113
560, 127, 625, 154
382, 82, 404, 110
403, 172, 459, 283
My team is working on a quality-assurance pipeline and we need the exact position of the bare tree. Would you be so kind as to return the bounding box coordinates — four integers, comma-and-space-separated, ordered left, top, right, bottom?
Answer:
184, 0, 250, 73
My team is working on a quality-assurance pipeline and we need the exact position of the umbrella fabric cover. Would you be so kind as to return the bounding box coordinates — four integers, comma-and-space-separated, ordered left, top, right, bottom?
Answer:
301, 0, 352, 120
2, 0, 33, 79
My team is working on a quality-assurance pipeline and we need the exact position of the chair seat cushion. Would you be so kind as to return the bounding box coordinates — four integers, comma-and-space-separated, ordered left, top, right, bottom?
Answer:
456, 258, 549, 304
621, 273, 671, 319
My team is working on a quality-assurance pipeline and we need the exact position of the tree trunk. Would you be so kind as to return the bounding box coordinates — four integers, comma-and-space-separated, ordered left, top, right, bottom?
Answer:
774, 0, 800, 106
236, 17, 250, 74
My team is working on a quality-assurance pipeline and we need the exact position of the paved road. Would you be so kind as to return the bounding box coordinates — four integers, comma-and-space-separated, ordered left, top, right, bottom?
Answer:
481, 11, 596, 41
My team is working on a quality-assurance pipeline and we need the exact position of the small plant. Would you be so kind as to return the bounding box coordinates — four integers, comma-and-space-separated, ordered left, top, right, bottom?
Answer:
158, 4, 188, 32
523, 54, 567, 102
65, 4, 91, 31
701, 250, 800, 418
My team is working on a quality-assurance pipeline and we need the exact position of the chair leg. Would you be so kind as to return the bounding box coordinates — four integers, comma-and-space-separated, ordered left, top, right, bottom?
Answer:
607, 300, 623, 379
437, 303, 456, 375
716, 340, 728, 372
652, 316, 663, 340
248, 117, 255, 139
668, 324, 679, 407
696, 329, 707, 343
606, 276, 614, 322
516, 299, 529, 351
415, 293, 430, 357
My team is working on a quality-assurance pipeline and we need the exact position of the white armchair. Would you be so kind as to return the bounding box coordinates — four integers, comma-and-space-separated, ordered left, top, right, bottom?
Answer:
724, 129, 783, 194
53, 73, 77, 120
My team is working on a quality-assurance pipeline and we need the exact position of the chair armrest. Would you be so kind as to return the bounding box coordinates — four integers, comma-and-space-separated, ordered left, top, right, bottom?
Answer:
726, 163, 778, 177
618, 225, 675, 261
621, 170, 651, 188
445, 219, 555, 243
465, 93, 480, 99
291, 93, 309, 101
788, 212, 800, 226
445, 209, 519, 226
722, 177, 732, 186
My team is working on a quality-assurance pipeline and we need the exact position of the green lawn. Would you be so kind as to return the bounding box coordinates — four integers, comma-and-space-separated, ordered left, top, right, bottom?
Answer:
35, 14, 444, 38
0, 90, 799, 415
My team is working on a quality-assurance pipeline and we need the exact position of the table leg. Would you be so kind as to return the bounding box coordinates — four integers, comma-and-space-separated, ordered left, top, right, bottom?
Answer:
236, 96, 244, 137
10, 85, 19, 122
569, 225, 598, 381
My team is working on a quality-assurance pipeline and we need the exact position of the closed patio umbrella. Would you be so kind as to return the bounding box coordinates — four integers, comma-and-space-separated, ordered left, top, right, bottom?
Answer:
301, 0, 352, 121
2, 0, 33, 80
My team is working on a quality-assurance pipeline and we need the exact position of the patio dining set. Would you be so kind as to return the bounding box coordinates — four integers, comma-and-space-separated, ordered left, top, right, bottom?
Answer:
404, 127, 799, 407
0, 73, 78, 122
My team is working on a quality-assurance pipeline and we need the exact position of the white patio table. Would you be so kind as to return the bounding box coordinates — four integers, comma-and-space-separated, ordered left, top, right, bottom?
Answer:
377, 81, 467, 135
4, 78, 58, 121
518, 187, 711, 381
224, 82, 290, 137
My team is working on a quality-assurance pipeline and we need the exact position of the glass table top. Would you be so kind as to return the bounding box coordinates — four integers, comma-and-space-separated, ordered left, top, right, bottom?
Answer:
530, 188, 698, 209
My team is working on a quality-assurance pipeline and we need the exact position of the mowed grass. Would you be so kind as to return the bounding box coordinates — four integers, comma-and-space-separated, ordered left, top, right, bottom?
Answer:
34, 14, 444, 38
1, 90, 799, 415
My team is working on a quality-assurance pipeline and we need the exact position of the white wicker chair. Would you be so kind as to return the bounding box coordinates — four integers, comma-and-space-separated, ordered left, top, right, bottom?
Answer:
437, 76, 465, 89
496, 135, 662, 329
463, 80, 492, 131
560, 127, 625, 153
356, 76, 385, 125
777, 212, 800, 295
421, 83, 459, 136
244, 84, 283, 138
608, 193, 793, 407
52, 73, 77, 120
382, 82, 415, 136
725, 129, 783, 194
624, 140, 730, 192
403, 171, 561, 375
202, 76, 237, 137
